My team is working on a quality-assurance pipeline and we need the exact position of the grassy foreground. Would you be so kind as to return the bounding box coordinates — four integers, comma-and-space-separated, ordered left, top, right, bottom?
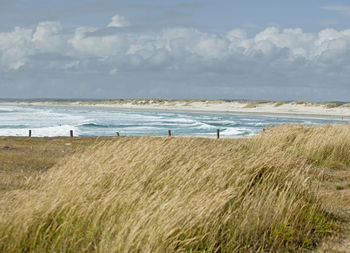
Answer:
1, 125, 350, 252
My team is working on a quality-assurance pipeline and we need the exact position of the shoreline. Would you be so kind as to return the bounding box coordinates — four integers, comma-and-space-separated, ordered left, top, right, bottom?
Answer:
0, 134, 249, 139
1, 100, 349, 121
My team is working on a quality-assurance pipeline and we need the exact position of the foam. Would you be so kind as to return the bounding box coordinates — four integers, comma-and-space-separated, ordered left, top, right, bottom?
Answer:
0, 125, 80, 137
196, 122, 217, 130
220, 127, 254, 136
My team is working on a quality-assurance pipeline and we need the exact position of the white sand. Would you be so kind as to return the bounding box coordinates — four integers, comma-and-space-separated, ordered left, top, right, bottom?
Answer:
2, 100, 350, 120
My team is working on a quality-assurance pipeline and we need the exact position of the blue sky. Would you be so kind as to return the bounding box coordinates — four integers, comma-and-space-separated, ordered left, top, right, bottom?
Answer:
1, 0, 350, 100
1, 0, 349, 31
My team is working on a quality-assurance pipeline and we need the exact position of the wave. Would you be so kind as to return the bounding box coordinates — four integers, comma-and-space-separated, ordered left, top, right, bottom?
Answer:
195, 122, 217, 130
79, 123, 110, 128
122, 126, 161, 131
0, 105, 29, 113
245, 122, 268, 127
220, 127, 254, 136
0, 109, 19, 113
0, 125, 29, 129
160, 118, 196, 124
79, 122, 153, 129
0, 125, 80, 137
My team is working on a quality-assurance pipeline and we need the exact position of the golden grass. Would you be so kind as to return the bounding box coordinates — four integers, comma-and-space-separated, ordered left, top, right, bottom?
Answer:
1, 125, 350, 252
258, 124, 350, 170
0, 137, 101, 193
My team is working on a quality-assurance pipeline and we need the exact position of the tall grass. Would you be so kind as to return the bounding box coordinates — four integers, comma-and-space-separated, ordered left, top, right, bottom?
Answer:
0, 125, 344, 252
257, 124, 350, 169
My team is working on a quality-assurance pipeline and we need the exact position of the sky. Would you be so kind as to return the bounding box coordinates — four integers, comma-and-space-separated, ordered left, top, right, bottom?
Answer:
1, 0, 350, 101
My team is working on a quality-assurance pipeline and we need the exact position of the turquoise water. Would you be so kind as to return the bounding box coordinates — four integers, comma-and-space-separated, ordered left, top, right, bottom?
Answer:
0, 104, 343, 137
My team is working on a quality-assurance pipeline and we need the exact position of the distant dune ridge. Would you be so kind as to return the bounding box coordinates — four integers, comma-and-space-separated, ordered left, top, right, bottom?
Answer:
2, 99, 350, 120
3, 124, 350, 251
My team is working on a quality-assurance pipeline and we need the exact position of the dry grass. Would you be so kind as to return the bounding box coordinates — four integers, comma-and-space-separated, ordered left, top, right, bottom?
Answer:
0, 137, 101, 193
258, 124, 350, 170
325, 103, 344, 109
1, 125, 350, 252
294, 100, 309, 105
242, 100, 285, 108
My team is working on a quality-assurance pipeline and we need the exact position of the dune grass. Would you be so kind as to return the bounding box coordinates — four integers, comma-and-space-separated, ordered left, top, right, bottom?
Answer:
257, 124, 350, 170
1, 125, 349, 252
0, 137, 100, 193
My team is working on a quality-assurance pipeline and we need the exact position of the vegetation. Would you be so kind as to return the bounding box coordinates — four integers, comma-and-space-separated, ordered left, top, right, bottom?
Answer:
243, 101, 260, 108
257, 124, 350, 170
4, 99, 350, 111
273, 101, 285, 107
1, 125, 350, 251
294, 100, 309, 105
324, 102, 344, 109
0, 137, 100, 193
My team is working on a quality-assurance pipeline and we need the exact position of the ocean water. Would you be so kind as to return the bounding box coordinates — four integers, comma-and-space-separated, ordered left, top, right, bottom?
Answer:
0, 104, 343, 137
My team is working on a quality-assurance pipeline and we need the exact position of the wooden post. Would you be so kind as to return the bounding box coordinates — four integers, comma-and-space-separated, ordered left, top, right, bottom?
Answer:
217, 129, 220, 139
28, 130, 32, 137
116, 132, 120, 136
70, 130, 73, 138
168, 130, 171, 137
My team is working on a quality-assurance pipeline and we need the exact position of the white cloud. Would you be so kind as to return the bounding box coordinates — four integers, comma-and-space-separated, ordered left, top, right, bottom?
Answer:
2, 16, 350, 99
227, 29, 247, 41
0, 27, 34, 70
1, 21, 350, 71
33, 21, 63, 52
69, 26, 127, 57
193, 36, 229, 60
107, 14, 129, 28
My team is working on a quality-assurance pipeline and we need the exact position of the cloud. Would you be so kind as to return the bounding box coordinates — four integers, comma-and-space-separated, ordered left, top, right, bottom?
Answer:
0, 27, 34, 70
2, 15, 350, 100
321, 5, 350, 16
69, 26, 128, 57
33, 22, 64, 52
107, 14, 129, 28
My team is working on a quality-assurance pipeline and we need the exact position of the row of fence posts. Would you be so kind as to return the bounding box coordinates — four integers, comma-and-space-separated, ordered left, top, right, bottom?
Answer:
26, 129, 222, 139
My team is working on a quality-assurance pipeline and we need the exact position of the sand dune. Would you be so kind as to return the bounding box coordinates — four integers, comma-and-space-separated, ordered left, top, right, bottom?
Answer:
2, 99, 349, 120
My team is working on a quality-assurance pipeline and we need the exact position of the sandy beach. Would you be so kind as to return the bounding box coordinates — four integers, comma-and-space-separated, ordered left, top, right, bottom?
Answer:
2, 99, 350, 120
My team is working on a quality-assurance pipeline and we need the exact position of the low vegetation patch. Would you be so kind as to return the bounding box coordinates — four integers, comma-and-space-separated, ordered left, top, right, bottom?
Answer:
325, 102, 344, 109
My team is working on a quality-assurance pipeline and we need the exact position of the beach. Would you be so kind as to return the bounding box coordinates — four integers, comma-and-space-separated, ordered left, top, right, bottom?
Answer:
2, 99, 349, 121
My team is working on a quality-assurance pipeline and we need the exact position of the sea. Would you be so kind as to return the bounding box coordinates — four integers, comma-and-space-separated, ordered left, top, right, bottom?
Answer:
0, 104, 343, 137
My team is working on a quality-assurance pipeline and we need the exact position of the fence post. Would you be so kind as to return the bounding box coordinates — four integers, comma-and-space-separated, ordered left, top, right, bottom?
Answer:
29, 130, 32, 137
70, 130, 73, 138
168, 130, 171, 137
217, 129, 220, 139
116, 132, 120, 136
